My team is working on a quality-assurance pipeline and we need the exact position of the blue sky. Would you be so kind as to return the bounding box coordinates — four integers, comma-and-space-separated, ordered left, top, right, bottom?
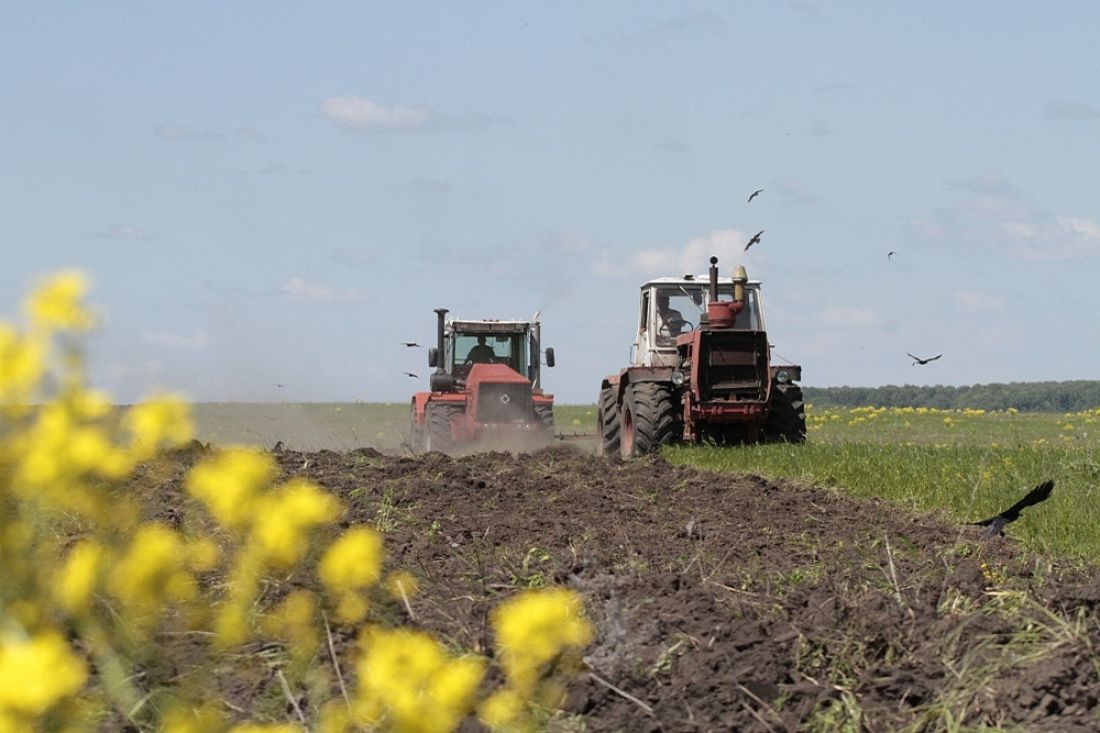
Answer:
3, 2, 1098, 404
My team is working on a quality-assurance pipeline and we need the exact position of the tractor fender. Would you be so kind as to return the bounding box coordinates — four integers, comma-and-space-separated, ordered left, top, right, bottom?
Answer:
605, 366, 676, 406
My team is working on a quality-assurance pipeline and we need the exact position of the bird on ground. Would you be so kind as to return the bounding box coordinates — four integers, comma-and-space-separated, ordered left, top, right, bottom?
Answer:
403, 372, 419, 379
888, 251, 897, 259
399, 342, 422, 348
747, 188, 764, 203
908, 353, 942, 366
970, 480, 1054, 538
744, 230, 764, 252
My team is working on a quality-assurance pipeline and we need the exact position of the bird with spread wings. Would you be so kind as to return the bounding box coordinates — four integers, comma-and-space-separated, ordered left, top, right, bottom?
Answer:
908, 353, 942, 366
970, 480, 1054, 538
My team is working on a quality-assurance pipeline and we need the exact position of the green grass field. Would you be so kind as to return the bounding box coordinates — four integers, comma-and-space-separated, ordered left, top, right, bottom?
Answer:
668, 405, 1100, 559
190, 402, 1100, 559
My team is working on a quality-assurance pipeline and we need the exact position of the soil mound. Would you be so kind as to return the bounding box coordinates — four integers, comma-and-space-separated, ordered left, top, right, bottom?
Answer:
271, 445, 1099, 731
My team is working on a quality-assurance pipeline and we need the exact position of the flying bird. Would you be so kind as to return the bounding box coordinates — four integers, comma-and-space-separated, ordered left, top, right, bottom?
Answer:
275, 383, 286, 388
908, 353, 942, 366
888, 251, 897, 259
399, 342, 422, 348
747, 188, 764, 203
970, 480, 1054, 538
403, 372, 419, 379
744, 230, 764, 252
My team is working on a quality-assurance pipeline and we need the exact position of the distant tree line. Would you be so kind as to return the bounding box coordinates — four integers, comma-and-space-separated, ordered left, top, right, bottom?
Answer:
801, 381, 1100, 412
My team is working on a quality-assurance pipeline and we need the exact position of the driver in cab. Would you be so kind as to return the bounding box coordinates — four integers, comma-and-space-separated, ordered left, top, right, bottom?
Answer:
465, 335, 496, 364
655, 294, 686, 344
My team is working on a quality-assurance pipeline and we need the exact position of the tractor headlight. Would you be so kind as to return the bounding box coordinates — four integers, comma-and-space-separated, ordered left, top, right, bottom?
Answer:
671, 370, 686, 386
776, 368, 791, 384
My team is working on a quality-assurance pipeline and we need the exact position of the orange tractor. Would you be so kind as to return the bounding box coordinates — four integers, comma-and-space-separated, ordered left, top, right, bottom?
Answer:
409, 308, 555, 452
598, 256, 805, 457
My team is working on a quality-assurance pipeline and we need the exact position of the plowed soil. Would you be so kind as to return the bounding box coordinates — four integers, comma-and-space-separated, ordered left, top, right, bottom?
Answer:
245, 445, 1100, 732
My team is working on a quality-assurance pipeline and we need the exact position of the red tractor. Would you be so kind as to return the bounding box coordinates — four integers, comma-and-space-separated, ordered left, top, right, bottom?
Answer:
597, 256, 805, 457
409, 308, 556, 452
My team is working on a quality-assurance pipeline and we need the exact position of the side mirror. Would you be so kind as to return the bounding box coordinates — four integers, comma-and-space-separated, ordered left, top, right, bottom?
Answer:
428, 348, 438, 368
545, 347, 555, 368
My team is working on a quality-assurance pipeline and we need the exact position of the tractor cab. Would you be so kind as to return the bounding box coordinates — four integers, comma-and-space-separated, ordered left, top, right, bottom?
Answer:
429, 314, 555, 390
632, 274, 765, 368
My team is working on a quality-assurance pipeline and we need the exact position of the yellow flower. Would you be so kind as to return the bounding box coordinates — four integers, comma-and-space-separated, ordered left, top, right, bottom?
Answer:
125, 395, 194, 456
0, 323, 45, 404
251, 479, 341, 566
23, 270, 96, 332
0, 632, 87, 716
320, 528, 383, 593
491, 589, 592, 688
109, 524, 198, 611
186, 448, 276, 530
355, 628, 485, 733
385, 570, 420, 601
56, 541, 107, 615
479, 688, 526, 730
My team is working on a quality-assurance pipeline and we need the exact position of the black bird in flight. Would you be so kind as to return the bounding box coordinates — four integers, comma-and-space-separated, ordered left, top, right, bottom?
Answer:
747, 188, 764, 203
275, 383, 286, 388
888, 251, 897, 259
399, 342, 422, 348
908, 353, 942, 366
403, 371, 419, 379
971, 480, 1054, 538
744, 230, 764, 252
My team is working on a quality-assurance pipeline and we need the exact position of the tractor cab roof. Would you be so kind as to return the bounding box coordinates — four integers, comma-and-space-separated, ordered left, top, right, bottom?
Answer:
641, 275, 762, 290
447, 319, 535, 335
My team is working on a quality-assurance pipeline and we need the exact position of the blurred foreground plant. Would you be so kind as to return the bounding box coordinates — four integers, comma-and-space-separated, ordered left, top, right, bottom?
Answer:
0, 272, 591, 732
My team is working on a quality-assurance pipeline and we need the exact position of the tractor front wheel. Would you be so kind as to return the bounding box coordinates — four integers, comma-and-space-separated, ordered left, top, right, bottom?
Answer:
596, 387, 620, 457
763, 384, 806, 443
620, 382, 681, 458
425, 403, 458, 452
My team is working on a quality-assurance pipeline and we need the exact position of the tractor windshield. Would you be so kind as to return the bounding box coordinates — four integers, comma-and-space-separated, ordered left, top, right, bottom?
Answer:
652, 284, 763, 346
454, 332, 529, 375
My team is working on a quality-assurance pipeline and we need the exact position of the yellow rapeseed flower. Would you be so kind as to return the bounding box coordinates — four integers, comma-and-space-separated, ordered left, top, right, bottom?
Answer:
0, 323, 45, 405
125, 394, 194, 457
491, 588, 592, 689
355, 627, 485, 733
23, 270, 96, 332
0, 632, 86, 716
56, 540, 107, 615
109, 524, 197, 612
251, 479, 341, 566
320, 528, 383, 592
186, 448, 276, 530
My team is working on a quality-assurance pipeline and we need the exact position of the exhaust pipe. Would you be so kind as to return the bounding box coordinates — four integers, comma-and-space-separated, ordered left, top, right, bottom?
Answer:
433, 308, 448, 374
708, 256, 719, 303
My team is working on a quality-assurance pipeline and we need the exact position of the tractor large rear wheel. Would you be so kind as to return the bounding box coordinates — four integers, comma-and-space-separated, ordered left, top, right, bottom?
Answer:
763, 384, 806, 443
596, 387, 620, 457
620, 382, 681, 458
425, 403, 459, 452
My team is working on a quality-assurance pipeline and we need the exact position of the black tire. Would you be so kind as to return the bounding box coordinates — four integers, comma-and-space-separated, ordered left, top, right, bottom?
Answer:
534, 404, 554, 432
620, 382, 681, 458
763, 384, 806, 444
596, 387, 620, 457
408, 401, 426, 452
425, 403, 459, 452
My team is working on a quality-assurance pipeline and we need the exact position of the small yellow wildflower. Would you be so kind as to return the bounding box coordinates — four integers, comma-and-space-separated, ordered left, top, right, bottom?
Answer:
355, 628, 485, 733
0, 632, 87, 716
251, 479, 341, 566
186, 448, 276, 530
125, 395, 194, 456
491, 589, 592, 689
56, 540, 107, 615
320, 528, 383, 592
24, 270, 96, 332
109, 524, 198, 612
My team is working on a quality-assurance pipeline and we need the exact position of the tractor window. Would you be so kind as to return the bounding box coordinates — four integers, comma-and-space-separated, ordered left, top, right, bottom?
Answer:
654, 288, 699, 347
734, 290, 762, 330
455, 333, 529, 374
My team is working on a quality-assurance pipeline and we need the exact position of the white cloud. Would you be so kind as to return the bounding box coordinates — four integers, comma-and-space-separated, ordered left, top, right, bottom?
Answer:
774, 177, 817, 204
142, 329, 208, 349
1044, 100, 1100, 120
819, 306, 878, 327
955, 291, 1007, 312
153, 123, 225, 141
320, 95, 432, 130
98, 224, 152, 241
602, 228, 750, 280
911, 176, 1100, 261
282, 277, 363, 303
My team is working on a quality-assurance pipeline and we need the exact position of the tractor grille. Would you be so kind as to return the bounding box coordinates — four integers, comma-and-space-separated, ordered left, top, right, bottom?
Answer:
477, 383, 534, 423
701, 331, 768, 401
